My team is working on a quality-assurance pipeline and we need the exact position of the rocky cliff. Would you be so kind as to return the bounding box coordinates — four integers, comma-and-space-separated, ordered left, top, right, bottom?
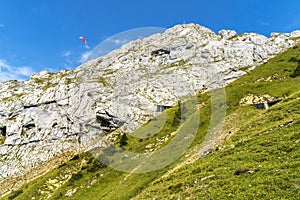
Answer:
0, 24, 299, 184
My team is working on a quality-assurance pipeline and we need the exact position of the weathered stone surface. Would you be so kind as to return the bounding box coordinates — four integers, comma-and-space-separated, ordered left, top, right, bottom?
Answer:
0, 23, 299, 184
239, 94, 276, 105
218, 29, 237, 39
290, 30, 300, 38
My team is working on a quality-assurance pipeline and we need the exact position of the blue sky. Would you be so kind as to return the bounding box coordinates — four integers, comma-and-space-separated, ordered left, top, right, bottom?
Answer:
0, 0, 300, 81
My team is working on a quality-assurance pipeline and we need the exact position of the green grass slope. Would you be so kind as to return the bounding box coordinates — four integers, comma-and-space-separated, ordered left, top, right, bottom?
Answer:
3, 44, 300, 200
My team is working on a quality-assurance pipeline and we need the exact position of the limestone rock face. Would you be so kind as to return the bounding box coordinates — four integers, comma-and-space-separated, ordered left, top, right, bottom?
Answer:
0, 23, 299, 182
218, 30, 237, 39
239, 94, 276, 105
290, 30, 300, 38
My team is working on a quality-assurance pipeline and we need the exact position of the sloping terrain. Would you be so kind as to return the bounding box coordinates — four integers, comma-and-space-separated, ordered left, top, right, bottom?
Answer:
2, 23, 300, 195
3, 39, 300, 199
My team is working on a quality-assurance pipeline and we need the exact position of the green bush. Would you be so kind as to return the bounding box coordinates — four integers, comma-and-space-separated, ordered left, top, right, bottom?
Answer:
8, 189, 23, 200
288, 57, 298, 62
290, 64, 300, 77
86, 160, 106, 173
119, 133, 128, 147
67, 172, 83, 186
0, 136, 5, 145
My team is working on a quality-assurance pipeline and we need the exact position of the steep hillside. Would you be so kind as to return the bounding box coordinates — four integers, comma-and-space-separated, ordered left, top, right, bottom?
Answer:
3, 39, 300, 199
2, 23, 300, 196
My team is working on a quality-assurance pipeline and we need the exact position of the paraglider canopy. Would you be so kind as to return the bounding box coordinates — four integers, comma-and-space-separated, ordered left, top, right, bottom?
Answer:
79, 36, 87, 44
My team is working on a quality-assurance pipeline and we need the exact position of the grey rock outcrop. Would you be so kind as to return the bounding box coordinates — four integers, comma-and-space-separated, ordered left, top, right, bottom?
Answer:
218, 29, 237, 39
0, 23, 299, 186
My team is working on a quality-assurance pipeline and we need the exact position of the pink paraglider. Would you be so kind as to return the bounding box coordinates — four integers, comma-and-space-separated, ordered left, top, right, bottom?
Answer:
79, 36, 87, 44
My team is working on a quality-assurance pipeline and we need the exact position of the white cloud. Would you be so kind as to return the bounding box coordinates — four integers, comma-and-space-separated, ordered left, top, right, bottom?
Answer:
16, 66, 34, 76
284, 14, 300, 31
259, 21, 270, 27
79, 51, 92, 63
0, 59, 10, 71
0, 59, 35, 82
108, 38, 130, 45
63, 50, 71, 57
